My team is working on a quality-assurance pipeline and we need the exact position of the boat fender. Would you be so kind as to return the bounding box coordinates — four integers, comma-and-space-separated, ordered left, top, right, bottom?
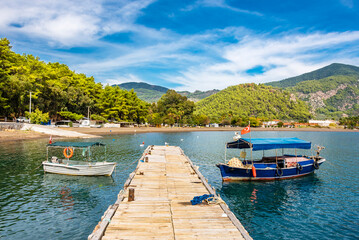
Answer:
63, 147, 74, 159
313, 161, 319, 169
296, 163, 303, 171
276, 167, 283, 177
252, 165, 257, 178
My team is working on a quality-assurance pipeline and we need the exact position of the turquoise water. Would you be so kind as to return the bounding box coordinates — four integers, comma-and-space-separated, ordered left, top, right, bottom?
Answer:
0, 131, 358, 239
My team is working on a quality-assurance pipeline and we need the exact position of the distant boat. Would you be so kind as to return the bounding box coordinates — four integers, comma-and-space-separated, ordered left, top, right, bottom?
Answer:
43, 142, 116, 176
140, 141, 145, 147
217, 136, 326, 181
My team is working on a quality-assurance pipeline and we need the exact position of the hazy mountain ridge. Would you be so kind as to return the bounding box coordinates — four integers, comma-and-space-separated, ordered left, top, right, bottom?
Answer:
177, 89, 220, 102
116, 82, 219, 102
117, 63, 359, 119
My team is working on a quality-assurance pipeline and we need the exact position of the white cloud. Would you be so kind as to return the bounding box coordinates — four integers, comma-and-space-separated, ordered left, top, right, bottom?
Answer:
0, 0, 156, 46
74, 29, 359, 91
166, 31, 359, 91
2, 0, 359, 92
340, 0, 354, 8
182, 0, 262, 16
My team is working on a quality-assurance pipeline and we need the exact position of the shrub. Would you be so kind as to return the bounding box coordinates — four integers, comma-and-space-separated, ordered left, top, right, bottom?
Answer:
26, 109, 50, 124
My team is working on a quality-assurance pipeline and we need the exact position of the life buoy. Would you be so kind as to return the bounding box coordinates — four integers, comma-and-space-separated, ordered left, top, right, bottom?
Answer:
276, 167, 283, 177
313, 161, 319, 169
252, 165, 257, 178
63, 147, 74, 158
296, 163, 303, 171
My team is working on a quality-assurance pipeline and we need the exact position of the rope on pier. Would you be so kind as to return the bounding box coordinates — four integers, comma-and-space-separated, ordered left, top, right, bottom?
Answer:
190, 194, 214, 205
205, 195, 225, 205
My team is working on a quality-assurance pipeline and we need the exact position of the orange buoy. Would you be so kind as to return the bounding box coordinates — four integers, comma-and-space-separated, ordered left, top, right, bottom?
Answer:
63, 147, 74, 159
252, 165, 257, 178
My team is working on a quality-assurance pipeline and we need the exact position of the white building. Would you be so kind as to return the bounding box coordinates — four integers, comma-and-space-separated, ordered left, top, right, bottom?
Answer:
309, 120, 336, 127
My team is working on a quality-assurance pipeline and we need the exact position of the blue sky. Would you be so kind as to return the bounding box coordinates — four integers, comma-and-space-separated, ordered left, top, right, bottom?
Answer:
1, 0, 359, 91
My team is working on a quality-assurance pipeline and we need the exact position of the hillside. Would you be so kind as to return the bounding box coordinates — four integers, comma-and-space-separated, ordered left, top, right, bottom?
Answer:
266, 63, 359, 119
116, 82, 169, 103
116, 82, 219, 102
195, 84, 311, 121
267, 63, 359, 88
289, 75, 359, 118
177, 89, 220, 102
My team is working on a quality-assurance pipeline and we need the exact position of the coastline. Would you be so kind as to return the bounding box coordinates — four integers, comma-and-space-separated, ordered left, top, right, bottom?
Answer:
70, 126, 357, 135
0, 126, 356, 143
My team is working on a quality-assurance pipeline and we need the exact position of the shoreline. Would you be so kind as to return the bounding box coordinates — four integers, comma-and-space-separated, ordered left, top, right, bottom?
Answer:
0, 126, 356, 143
69, 126, 357, 136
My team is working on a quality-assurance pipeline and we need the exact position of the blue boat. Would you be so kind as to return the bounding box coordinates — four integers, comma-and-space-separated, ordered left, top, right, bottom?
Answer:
216, 136, 326, 181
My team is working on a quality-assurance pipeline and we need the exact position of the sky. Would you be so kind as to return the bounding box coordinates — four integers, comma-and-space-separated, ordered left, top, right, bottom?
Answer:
1, 0, 359, 91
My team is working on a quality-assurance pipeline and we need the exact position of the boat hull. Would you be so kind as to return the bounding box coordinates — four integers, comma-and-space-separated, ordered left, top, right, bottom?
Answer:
42, 162, 116, 176
217, 159, 325, 181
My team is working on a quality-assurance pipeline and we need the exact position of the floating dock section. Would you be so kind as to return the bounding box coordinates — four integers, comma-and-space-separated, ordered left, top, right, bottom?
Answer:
89, 145, 251, 240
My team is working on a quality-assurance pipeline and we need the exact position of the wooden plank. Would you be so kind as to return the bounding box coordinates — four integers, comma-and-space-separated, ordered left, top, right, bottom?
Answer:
89, 145, 251, 240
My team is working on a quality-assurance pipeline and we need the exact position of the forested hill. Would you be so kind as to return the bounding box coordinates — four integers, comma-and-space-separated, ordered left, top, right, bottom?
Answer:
267, 63, 359, 88
116, 82, 169, 103
116, 82, 219, 102
288, 75, 359, 118
118, 82, 169, 93
177, 89, 220, 102
265, 63, 359, 119
195, 84, 311, 122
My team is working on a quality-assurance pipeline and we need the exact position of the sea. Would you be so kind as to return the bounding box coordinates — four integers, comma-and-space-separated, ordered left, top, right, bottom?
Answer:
0, 131, 358, 240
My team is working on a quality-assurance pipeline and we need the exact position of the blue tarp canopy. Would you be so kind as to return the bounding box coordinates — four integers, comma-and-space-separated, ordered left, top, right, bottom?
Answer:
226, 137, 311, 151
47, 142, 105, 148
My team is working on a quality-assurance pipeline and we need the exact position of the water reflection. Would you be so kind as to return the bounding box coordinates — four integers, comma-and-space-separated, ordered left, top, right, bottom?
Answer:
219, 174, 323, 239
59, 186, 74, 212
43, 174, 115, 187
0, 131, 358, 240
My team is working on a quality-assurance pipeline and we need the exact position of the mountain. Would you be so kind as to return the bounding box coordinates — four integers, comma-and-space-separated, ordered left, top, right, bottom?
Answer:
195, 83, 311, 121
267, 63, 359, 88
116, 82, 219, 103
116, 82, 169, 103
177, 89, 220, 102
118, 82, 169, 93
266, 63, 359, 119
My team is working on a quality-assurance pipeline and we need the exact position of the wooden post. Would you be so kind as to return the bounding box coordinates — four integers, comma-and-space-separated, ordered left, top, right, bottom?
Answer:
128, 188, 135, 201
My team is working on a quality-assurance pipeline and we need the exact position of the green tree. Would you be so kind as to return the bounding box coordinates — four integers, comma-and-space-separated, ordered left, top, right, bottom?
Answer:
25, 109, 49, 124
153, 90, 195, 126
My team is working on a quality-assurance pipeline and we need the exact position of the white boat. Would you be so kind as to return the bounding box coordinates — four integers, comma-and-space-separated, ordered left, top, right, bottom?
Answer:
43, 142, 116, 176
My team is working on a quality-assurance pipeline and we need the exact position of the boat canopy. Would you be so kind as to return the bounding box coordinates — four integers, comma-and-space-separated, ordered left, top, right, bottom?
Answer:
47, 142, 105, 148
226, 137, 311, 151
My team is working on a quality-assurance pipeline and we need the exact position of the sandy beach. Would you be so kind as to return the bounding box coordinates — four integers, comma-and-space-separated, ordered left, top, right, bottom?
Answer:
0, 129, 48, 142
0, 126, 356, 143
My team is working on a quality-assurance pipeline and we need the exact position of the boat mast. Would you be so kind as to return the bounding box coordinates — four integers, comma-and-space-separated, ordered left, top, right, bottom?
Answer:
249, 121, 253, 163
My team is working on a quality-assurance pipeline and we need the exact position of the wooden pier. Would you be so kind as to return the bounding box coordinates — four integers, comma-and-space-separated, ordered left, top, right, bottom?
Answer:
89, 146, 251, 240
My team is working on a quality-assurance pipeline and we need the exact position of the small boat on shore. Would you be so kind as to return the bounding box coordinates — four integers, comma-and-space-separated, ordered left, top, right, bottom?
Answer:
217, 135, 326, 181
43, 142, 116, 176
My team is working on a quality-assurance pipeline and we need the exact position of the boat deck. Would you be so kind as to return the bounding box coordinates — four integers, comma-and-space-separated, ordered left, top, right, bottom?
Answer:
89, 145, 251, 240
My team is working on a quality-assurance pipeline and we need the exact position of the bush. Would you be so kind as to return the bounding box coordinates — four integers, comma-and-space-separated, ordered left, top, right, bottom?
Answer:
90, 114, 107, 122
58, 111, 84, 120
26, 109, 50, 124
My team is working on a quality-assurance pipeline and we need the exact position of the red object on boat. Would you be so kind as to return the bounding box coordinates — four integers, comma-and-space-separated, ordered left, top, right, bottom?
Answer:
49, 136, 52, 144
142, 142, 144, 144
241, 124, 251, 135
252, 165, 257, 178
